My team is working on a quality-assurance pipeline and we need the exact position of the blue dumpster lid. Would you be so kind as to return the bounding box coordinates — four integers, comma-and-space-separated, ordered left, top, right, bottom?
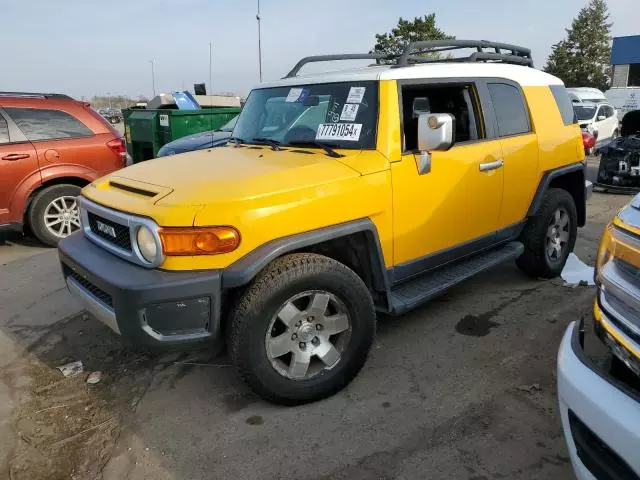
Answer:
172, 91, 201, 110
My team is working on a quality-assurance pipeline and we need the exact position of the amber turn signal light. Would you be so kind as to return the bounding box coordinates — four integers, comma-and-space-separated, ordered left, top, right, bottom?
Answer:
159, 227, 240, 255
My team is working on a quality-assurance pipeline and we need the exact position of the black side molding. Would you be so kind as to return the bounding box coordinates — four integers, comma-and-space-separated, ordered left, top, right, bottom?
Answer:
222, 219, 390, 295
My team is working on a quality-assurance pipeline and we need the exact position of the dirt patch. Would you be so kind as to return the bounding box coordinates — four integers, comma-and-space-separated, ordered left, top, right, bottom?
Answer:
1, 313, 165, 480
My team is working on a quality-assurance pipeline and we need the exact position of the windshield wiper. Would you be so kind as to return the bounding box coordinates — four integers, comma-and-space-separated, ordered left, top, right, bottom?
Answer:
228, 136, 247, 146
250, 137, 282, 151
287, 141, 345, 158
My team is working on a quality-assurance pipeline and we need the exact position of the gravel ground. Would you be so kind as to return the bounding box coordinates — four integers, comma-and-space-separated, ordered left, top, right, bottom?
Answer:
0, 188, 631, 480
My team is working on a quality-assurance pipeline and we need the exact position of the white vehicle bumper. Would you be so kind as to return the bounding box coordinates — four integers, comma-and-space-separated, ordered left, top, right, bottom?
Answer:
557, 321, 640, 480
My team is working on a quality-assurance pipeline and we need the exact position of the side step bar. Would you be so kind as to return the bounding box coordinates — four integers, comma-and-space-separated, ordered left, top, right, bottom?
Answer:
390, 241, 524, 315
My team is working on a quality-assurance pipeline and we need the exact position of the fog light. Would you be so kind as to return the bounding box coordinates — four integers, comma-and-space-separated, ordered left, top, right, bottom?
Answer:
137, 225, 157, 262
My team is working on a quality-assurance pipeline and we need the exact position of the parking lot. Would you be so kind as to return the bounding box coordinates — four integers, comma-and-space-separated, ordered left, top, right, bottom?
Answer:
0, 182, 628, 480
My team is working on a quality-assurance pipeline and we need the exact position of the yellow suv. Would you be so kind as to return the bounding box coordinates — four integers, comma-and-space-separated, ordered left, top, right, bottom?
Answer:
59, 41, 589, 404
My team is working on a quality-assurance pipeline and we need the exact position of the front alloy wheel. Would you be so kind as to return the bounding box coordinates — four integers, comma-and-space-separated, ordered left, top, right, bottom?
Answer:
229, 253, 376, 405
266, 291, 351, 380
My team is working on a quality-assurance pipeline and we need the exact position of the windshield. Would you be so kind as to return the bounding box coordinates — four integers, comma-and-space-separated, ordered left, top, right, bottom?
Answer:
233, 81, 378, 149
219, 115, 238, 132
574, 105, 597, 121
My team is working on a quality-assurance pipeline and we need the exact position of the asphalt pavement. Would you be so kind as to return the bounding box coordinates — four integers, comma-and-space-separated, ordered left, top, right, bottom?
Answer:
0, 189, 630, 480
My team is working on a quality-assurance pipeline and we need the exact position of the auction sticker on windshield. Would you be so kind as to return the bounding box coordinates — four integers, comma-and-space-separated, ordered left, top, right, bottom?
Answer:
316, 123, 362, 141
346, 87, 366, 104
340, 104, 359, 122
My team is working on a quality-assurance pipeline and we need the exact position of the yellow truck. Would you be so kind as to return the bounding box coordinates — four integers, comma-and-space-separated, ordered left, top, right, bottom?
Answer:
58, 41, 589, 404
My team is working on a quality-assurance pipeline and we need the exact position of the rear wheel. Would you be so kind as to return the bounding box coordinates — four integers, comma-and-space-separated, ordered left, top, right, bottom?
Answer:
228, 253, 376, 405
517, 188, 577, 278
28, 184, 82, 246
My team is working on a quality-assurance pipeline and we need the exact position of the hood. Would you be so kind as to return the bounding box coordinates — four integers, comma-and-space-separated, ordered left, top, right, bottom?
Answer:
104, 145, 367, 207
618, 194, 640, 232
621, 110, 640, 137
157, 130, 231, 156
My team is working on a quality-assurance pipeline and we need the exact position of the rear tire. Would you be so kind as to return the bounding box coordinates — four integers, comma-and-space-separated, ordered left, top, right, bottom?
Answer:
28, 184, 82, 247
228, 253, 376, 405
516, 188, 577, 279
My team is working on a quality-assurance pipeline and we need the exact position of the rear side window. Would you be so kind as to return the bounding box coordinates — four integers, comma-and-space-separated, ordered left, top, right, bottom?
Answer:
4, 108, 93, 141
550, 85, 576, 126
487, 83, 531, 137
0, 115, 9, 144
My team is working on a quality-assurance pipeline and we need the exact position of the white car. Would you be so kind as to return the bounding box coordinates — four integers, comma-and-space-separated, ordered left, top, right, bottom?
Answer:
558, 321, 640, 480
574, 102, 620, 145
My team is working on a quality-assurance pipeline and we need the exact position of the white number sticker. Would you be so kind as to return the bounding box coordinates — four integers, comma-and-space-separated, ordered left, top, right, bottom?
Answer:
285, 88, 303, 102
159, 114, 169, 127
340, 103, 359, 122
316, 123, 362, 142
346, 86, 366, 104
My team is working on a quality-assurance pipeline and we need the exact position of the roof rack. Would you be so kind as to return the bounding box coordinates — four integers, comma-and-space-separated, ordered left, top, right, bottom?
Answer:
0, 91, 74, 100
284, 54, 389, 78
397, 40, 533, 67
283, 40, 533, 78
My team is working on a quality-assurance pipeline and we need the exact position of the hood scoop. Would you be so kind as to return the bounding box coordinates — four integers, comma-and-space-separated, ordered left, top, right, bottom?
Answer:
109, 181, 156, 197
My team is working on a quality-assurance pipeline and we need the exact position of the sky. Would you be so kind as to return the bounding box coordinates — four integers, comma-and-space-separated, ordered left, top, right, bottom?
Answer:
2, 0, 638, 100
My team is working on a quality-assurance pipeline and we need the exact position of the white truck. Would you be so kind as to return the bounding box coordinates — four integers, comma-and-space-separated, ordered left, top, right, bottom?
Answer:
605, 87, 640, 122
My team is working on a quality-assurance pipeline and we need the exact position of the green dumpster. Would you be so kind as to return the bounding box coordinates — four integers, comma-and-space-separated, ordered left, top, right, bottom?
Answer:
123, 107, 240, 163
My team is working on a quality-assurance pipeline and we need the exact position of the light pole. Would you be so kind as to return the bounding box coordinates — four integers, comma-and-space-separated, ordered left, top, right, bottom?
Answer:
256, 0, 262, 82
209, 42, 213, 95
106, 92, 112, 109
150, 60, 156, 97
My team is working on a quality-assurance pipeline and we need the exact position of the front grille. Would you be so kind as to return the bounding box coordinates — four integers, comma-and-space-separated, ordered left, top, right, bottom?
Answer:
568, 410, 639, 480
67, 271, 113, 308
87, 212, 131, 251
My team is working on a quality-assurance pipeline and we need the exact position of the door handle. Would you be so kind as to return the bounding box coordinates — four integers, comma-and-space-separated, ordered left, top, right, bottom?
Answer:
1, 153, 30, 161
479, 159, 504, 172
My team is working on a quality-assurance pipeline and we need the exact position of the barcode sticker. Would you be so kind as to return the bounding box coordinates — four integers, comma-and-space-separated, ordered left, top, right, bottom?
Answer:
340, 104, 359, 121
285, 88, 303, 102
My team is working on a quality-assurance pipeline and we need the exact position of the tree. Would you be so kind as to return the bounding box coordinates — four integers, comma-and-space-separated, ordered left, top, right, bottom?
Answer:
544, 0, 612, 91
372, 14, 454, 62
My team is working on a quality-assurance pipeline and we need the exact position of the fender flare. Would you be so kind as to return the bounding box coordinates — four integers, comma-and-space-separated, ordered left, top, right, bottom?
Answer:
221, 218, 390, 295
527, 162, 587, 227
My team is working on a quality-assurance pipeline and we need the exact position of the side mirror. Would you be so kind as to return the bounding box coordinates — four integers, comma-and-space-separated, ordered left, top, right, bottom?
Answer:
597, 115, 606, 121
416, 113, 454, 174
418, 113, 454, 151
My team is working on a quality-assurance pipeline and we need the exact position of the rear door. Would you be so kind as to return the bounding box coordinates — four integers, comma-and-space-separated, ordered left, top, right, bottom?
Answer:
485, 81, 540, 230
0, 109, 39, 225
2, 106, 111, 181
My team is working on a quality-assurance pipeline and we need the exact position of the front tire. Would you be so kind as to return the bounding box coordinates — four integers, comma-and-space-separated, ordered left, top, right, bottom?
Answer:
28, 184, 82, 246
228, 253, 376, 405
516, 188, 577, 279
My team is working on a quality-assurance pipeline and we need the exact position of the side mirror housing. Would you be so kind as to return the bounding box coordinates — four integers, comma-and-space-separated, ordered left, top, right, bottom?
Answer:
597, 115, 606, 121
416, 113, 455, 175
418, 113, 455, 152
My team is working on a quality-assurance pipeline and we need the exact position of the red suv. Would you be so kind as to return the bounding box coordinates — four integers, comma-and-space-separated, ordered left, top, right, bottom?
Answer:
0, 92, 126, 246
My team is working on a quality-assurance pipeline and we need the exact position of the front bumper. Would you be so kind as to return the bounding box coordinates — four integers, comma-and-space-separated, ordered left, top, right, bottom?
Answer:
59, 232, 222, 346
557, 321, 640, 480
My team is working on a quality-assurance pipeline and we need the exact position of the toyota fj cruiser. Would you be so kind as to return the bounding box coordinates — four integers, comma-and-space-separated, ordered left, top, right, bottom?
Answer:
59, 41, 590, 404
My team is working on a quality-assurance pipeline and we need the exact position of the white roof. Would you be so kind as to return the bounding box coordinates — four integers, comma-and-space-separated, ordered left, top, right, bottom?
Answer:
257, 62, 563, 89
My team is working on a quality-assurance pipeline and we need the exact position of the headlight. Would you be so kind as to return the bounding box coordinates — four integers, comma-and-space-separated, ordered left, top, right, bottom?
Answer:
595, 224, 614, 280
137, 225, 158, 262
